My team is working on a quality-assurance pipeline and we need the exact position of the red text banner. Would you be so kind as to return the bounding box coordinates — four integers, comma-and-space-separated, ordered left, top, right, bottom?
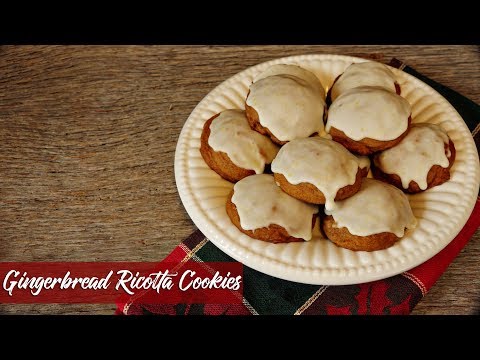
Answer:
0, 262, 243, 304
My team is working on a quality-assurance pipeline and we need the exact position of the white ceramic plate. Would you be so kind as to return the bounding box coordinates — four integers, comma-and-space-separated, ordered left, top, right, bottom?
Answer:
174, 54, 480, 285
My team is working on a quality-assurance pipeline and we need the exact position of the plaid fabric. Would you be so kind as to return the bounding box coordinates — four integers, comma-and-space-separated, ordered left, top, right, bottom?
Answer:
117, 58, 480, 315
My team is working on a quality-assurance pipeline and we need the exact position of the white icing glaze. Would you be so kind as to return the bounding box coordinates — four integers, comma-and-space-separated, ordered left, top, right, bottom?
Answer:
232, 174, 319, 240
271, 137, 368, 210
356, 155, 371, 171
331, 62, 397, 102
374, 123, 452, 190
246, 65, 326, 142
208, 109, 279, 174
325, 178, 417, 237
326, 86, 411, 141
254, 64, 326, 99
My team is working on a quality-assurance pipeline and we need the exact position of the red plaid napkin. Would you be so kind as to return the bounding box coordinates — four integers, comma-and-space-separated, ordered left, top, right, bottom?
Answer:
117, 58, 480, 315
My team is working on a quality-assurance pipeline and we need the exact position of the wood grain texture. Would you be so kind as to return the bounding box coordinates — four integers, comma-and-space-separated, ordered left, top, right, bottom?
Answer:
0, 45, 478, 315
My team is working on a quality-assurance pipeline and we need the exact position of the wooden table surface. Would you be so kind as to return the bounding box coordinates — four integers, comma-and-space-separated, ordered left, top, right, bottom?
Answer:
0, 45, 478, 315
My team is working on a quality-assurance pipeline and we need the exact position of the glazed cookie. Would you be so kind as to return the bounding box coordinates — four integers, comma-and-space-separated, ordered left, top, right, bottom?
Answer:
323, 179, 417, 252
327, 61, 401, 104
226, 174, 319, 243
245, 64, 326, 145
326, 86, 412, 155
271, 137, 369, 210
200, 109, 279, 183
372, 123, 456, 193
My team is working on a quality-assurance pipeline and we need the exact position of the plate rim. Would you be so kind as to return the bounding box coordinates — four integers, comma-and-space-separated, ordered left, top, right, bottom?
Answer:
174, 53, 480, 285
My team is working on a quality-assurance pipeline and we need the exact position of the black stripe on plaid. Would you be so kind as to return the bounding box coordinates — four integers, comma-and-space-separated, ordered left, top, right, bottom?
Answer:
182, 229, 206, 251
